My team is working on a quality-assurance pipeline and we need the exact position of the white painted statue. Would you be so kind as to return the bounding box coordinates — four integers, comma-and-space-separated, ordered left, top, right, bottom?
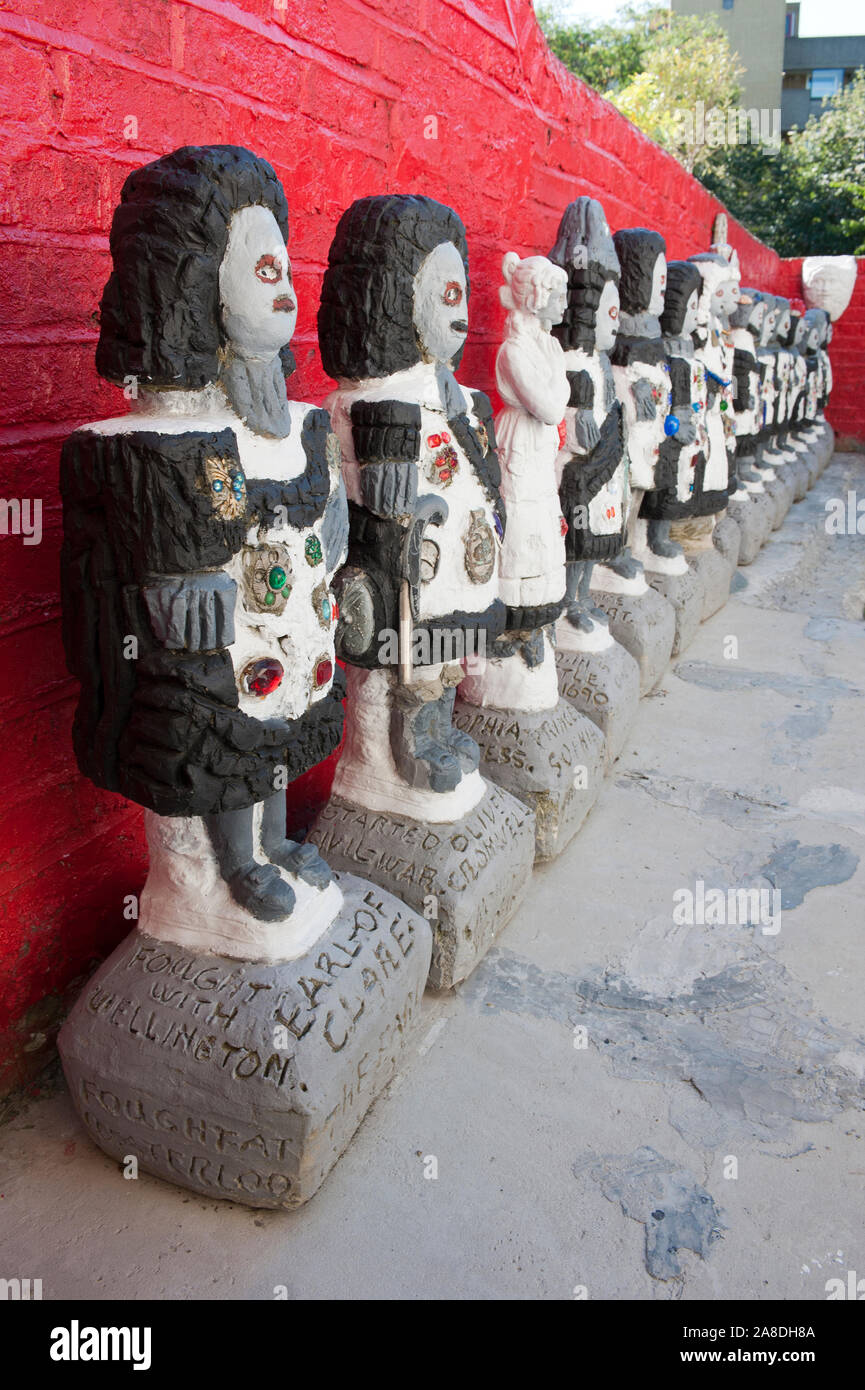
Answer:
459, 251, 569, 712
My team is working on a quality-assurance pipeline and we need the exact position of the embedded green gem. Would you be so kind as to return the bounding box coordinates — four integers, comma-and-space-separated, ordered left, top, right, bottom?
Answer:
268, 565, 287, 591
265, 591, 276, 607
305, 535, 323, 566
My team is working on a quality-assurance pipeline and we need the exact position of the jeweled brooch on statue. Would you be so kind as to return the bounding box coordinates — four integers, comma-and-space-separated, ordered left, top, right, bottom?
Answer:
205, 455, 246, 520
242, 543, 293, 614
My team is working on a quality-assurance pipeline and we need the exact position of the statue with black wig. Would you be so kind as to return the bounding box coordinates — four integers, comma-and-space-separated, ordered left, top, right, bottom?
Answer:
639, 259, 734, 618
606, 228, 708, 657
606, 228, 677, 574
543, 196, 641, 758
802, 307, 833, 471
310, 193, 534, 989
57, 146, 433, 1212
683, 251, 770, 566
548, 198, 628, 632
729, 290, 794, 531
60, 144, 354, 942
759, 294, 810, 502
777, 298, 821, 490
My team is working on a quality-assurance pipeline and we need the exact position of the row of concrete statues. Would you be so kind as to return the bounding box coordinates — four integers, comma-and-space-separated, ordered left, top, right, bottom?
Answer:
57, 146, 855, 1209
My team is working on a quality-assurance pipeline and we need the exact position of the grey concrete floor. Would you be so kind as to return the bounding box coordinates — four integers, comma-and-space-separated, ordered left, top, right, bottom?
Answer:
1, 454, 863, 1301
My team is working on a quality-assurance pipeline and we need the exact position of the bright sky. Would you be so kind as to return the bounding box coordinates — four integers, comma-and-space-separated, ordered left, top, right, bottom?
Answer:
537, 0, 865, 37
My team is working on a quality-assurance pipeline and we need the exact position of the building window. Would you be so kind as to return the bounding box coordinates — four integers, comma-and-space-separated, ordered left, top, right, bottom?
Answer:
785, 3, 800, 37
722, 0, 734, 9
810, 68, 844, 100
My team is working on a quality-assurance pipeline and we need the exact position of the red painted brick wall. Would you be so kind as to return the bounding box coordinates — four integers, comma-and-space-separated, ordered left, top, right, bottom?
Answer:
0, 0, 861, 1095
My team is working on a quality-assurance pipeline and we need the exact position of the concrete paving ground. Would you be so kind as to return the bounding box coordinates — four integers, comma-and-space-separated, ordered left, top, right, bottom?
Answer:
1, 452, 863, 1302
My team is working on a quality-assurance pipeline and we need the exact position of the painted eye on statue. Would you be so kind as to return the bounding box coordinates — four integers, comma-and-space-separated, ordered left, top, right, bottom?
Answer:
443, 281, 463, 307
255, 254, 282, 284
609, 305, 618, 319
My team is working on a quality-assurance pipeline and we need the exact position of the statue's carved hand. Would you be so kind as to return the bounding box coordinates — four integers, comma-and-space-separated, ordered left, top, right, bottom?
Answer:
574, 409, 600, 452
676, 413, 697, 447
360, 460, 417, 519
632, 378, 657, 422
143, 572, 236, 651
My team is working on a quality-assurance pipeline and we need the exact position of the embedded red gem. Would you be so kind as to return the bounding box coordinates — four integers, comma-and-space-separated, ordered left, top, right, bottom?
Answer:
331, 600, 339, 621
441, 431, 450, 443
428, 433, 442, 448
243, 658, 283, 698
314, 658, 333, 688
557, 419, 567, 448
560, 516, 568, 537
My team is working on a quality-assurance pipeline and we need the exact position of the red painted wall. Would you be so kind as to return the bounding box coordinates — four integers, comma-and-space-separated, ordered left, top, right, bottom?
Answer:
0, 0, 861, 1096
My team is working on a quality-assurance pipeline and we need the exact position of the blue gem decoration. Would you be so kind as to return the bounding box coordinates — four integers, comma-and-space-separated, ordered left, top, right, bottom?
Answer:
664, 415, 680, 436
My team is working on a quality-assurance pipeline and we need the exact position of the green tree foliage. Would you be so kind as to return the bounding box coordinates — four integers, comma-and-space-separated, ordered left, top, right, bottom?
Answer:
537, 3, 655, 94
611, 14, 743, 173
538, 2, 865, 255
702, 70, 865, 255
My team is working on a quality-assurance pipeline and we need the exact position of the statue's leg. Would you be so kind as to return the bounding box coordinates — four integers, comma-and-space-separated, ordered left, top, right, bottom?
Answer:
564, 560, 594, 631
204, 803, 296, 921
437, 677, 480, 772
606, 487, 642, 579
260, 789, 333, 889
391, 671, 465, 793
646, 518, 683, 559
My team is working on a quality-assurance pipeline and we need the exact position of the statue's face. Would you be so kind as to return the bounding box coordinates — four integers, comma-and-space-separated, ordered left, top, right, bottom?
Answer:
542, 276, 568, 328
595, 278, 620, 352
776, 308, 791, 340
219, 205, 295, 360
761, 308, 778, 345
751, 302, 766, 337
649, 254, 667, 315
794, 317, 808, 346
680, 288, 700, 338
715, 277, 739, 321
808, 326, 821, 350
413, 241, 468, 365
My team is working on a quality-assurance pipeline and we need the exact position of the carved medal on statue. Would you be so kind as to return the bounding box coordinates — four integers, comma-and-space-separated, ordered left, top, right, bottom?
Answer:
241, 542, 292, 614
464, 508, 496, 584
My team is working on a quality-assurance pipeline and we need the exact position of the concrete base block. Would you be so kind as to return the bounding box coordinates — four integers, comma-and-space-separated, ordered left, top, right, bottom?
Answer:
787, 455, 810, 501
688, 546, 732, 620
57, 876, 432, 1211
646, 566, 705, 655
762, 472, 795, 529
590, 586, 676, 695
452, 697, 606, 864
803, 448, 821, 489
727, 493, 773, 565
712, 514, 741, 571
819, 426, 835, 473
554, 638, 640, 763
309, 782, 535, 992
